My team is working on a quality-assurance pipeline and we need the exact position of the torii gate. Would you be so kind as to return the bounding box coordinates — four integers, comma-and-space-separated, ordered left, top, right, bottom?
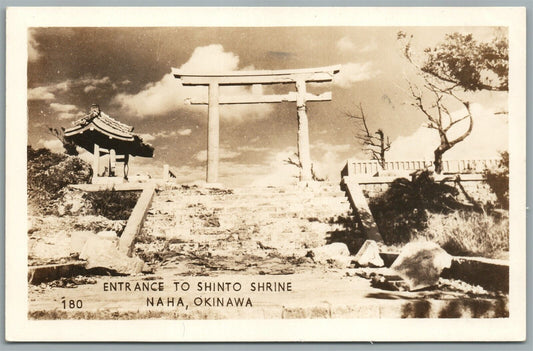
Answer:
172, 65, 340, 184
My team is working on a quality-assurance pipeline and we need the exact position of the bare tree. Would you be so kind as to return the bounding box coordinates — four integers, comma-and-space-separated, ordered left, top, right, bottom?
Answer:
346, 103, 391, 168
407, 81, 473, 174
399, 32, 475, 174
47, 127, 79, 156
284, 154, 324, 181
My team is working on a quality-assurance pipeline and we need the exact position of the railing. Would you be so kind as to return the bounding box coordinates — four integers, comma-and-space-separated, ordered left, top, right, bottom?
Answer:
342, 158, 501, 177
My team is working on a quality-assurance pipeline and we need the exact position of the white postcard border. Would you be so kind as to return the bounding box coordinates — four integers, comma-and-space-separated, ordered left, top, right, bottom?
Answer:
5, 6, 527, 342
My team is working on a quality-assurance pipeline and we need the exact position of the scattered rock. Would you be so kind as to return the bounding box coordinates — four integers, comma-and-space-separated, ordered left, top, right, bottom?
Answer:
73, 215, 125, 234
390, 241, 452, 291
97, 230, 119, 241
56, 188, 93, 216
70, 231, 97, 254
353, 240, 384, 267
80, 236, 144, 275
308, 242, 351, 268
46, 275, 98, 288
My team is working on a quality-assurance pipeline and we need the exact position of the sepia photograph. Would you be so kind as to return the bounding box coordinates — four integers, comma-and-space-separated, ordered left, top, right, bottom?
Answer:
6, 6, 527, 342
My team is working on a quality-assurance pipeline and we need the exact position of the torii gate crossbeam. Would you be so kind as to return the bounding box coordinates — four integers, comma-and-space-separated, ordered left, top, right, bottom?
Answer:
172, 65, 340, 184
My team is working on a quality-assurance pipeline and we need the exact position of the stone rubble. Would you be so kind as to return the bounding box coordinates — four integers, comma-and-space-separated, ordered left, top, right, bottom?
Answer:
390, 240, 452, 291
136, 184, 363, 272
308, 242, 352, 268
353, 240, 384, 267
80, 236, 144, 275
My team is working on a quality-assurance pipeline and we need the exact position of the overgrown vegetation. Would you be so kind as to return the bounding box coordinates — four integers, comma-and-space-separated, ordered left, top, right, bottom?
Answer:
415, 211, 509, 258
483, 151, 509, 209
83, 190, 141, 220
369, 168, 509, 258
369, 170, 467, 244
28, 146, 92, 214
28, 146, 139, 220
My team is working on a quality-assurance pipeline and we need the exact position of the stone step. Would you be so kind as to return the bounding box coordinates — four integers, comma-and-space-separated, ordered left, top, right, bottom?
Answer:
150, 194, 351, 206
153, 192, 348, 204
144, 212, 357, 226
143, 221, 357, 240
231, 185, 344, 194
150, 202, 352, 214
146, 210, 354, 223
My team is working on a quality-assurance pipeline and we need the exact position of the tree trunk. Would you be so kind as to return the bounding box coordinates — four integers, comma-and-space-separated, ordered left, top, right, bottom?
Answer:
378, 130, 386, 168
434, 147, 446, 174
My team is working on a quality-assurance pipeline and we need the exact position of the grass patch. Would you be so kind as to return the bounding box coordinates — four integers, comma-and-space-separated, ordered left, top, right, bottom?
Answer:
83, 190, 141, 220
413, 211, 508, 258
368, 170, 465, 244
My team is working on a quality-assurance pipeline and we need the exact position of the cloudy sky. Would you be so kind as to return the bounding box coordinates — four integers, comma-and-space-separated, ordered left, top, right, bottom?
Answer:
27, 27, 508, 186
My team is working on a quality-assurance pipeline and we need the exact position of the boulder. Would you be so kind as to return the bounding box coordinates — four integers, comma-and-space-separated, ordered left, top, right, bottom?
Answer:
97, 230, 119, 241
70, 231, 97, 254
309, 242, 351, 268
79, 236, 144, 275
390, 241, 452, 291
353, 240, 384, 267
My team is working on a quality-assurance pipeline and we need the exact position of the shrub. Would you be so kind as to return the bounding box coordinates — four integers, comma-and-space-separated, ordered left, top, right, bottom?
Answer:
27, 146, 92, 214
369, 170, 467, 244
414, 211, 508, 258
83, 190, 141, 220
484, 151, 509, 209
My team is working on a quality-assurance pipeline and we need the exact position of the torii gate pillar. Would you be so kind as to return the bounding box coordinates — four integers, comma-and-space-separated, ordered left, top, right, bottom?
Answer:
207, 82, 220, 183
295, 79, 312, 181
173, 65, 340, 184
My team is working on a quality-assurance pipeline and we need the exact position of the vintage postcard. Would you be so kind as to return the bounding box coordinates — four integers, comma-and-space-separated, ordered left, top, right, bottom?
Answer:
5, 7, 526, 342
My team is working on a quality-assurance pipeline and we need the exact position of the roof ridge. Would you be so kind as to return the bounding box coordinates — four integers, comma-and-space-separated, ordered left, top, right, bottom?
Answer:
98, 111, 134, 133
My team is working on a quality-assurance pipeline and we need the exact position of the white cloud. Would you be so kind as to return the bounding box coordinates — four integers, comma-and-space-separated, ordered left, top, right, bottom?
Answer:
180, 44, 240, 73
80, 76, 111, 86
57, 111, 85, 120
121, 79, 131, 85
28, 75, 111, 101
336, 37, 378, 54
154, 131, 177, 138
50, 103, 77, 112
336, 37, 357, 52
246, 140, 355, 186
84, 85, 97, 93
28, 29, 41, 62
142, 129, 192, 140
312, 141, 352, 153
311, 141, 356, 182
49, 103, 84, 120
193, 147, 241, 162
112, 44, 273, 121
139, 133, 156, 142
28, 87, 56, 100
250, 147, 300, 187
38, 138, 64, 153
333, 62, 379, 88
387, 103, 508, 161
359, 40, 378, 53
237, 145, 269, 152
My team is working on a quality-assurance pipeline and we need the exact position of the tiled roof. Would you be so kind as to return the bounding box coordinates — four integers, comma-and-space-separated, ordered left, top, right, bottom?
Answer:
73, 109, 134, 135
98, 111, 134, 133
